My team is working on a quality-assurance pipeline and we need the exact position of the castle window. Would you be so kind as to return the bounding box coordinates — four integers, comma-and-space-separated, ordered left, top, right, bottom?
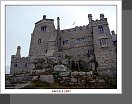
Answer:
38, 38, 42, 44
41, 26, 47, 31
45, 49, 47, 53
62, 30, 64, 33
99, 38, 108, 47
14, 64, 17, 67
87, 47, 94, 57
76, 37, 85, 43
63, 40, 68, 45
98, 26, 104, 33
25, 63, 27, 67
81, 37, 85, 41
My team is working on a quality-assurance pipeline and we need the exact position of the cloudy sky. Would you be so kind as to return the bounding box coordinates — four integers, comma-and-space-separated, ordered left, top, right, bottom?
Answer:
5, 5, 116, 74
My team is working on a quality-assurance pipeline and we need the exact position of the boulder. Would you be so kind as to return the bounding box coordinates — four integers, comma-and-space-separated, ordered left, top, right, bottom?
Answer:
97, 67, 117, 77
39, 75, 54, 84
71, 71, 78, 76
59, 72, 70, 77
54, 65, 67, 72
32, 76, 38, 80
62, 59, 69, 65
79, 72, 86, 76
71, 78, 77, 83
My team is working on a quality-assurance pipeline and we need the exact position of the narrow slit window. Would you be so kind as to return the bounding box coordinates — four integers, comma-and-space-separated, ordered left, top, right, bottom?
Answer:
38, 38, 42, 44
25, 63, 27, 67
14, 64, 17, 67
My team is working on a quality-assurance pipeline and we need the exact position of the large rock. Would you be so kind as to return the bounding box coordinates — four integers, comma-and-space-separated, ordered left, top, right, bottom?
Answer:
71, 78, 77, 83
79, 72, 86, 76
39, 75, 54, 84
71, 71, 78, 76
59, 72, 70, 77
54, 65, 67, 72
97, 67, 117, 77
32, 76, 38, 80
62, 59, 69, 65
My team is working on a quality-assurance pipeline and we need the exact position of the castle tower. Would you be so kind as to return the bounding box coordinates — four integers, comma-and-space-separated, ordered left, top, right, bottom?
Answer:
92, 14, 117, 72
29, 15, 57, 59
16, 46, 21, 58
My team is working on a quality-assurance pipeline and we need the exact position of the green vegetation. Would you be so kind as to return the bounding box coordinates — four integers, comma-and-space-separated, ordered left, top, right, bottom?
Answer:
65, 54, 71, 60
32, 80, 50, 87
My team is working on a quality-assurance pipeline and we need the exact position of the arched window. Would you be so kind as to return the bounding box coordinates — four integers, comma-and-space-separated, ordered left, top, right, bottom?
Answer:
98, 26, 104, 33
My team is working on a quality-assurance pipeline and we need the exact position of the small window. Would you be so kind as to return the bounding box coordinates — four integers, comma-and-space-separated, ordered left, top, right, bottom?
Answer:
63, 40, 68, 45
81, 37, 85, 41
62, 30, 64, 33
98, 26, 104, 33
14, 64, 17, 67
41, 26, 47, 31
100, 38, 108, 47
45, 49, 47, 53
76, 37, 85, 43
25, 63, 27, 67
38, 38, 42, 44
87, 47, 94, 57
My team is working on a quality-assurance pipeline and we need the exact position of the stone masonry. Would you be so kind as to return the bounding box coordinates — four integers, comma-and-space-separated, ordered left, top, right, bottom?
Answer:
10, 14, 117, 74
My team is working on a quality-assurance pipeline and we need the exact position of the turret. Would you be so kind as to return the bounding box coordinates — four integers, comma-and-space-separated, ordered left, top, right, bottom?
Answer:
16, 46, 21, 58
88, 14, 92, 27
100, 13, 104, 20
43, 15, 46, 20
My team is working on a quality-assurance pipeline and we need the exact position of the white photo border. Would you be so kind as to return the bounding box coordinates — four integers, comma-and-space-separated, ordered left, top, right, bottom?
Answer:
1, 0, 122, 94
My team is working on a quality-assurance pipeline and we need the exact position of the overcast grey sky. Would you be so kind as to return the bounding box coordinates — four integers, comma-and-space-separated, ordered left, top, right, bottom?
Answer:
5, 5, 116, 74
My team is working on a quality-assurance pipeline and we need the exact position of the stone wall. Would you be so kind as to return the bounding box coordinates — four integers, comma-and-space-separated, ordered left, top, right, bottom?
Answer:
92, 17, 117, 69
10, 14, 117, 74
10, 56, 32, 74
60, 25, 92, 61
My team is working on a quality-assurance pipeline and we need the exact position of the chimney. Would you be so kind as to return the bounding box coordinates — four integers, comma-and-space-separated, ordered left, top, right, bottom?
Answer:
88, 14, 92, 27
111, 30, 115, 35
43, 15, 46, 20
57, 17, 60, 30
16, 46, 21, 58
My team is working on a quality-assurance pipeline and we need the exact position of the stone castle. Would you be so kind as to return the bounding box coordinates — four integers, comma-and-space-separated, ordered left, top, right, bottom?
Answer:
10, 14, 117, 74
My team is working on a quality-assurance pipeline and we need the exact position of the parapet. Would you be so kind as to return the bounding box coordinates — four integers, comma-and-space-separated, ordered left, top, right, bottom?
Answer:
60, 25, 89, 33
